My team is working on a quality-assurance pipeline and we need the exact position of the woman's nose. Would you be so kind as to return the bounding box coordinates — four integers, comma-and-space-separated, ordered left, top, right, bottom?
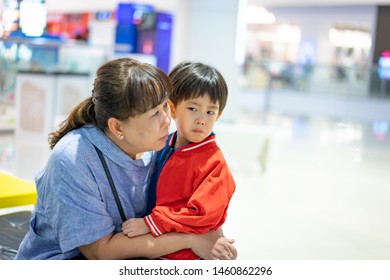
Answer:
161, 110, 171, 127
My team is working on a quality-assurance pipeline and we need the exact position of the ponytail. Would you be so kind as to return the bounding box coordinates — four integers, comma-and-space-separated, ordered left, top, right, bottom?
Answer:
48, 97, 96, 149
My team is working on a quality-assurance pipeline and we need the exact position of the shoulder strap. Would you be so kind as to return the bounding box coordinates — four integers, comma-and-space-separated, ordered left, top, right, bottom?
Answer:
93, 145, 127, 223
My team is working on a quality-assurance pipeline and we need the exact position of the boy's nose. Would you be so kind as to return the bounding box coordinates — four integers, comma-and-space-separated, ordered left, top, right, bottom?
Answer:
196, 119, 205, 125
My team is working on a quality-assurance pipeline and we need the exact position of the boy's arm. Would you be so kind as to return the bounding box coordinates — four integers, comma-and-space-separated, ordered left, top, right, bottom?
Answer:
145, 160, 236, 237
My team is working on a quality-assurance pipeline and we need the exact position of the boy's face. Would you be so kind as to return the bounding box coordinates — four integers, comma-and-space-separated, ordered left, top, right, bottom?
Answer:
170, 94, 221, 147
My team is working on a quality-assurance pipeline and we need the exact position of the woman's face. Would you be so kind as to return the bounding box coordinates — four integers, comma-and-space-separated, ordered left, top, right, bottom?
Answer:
116, 100, 171, 159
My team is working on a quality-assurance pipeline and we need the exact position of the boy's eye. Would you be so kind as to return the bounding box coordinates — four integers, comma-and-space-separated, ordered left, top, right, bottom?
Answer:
208, 111, 215, 115
188, 107, 197, 112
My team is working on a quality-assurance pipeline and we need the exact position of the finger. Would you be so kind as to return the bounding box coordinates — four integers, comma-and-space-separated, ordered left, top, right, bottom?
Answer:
219, 237, 234, 251
229, 243, 238, 259
229, 251, 237, 260
219, 249, 233, 260
211, 246, 229, 260
219, 238, 237, 259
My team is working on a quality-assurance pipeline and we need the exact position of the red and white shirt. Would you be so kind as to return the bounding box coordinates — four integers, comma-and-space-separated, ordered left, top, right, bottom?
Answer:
144, 132, 236, 260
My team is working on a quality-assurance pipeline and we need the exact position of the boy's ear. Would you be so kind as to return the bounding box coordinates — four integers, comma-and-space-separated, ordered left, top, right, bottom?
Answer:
216, 112, 222, 120
168, 99, 176, 118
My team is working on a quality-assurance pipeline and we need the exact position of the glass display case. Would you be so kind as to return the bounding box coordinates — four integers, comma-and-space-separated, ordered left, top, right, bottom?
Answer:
0, 36, 158, 135
0, 37, 110, 135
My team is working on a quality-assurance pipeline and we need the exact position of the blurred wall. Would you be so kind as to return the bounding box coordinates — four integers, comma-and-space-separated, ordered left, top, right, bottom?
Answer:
267, 5, 378, 65
183, 0, 240, 122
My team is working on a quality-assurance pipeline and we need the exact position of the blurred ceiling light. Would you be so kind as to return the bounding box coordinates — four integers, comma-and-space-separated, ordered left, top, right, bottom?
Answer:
256, 24, 301, 44
1, 8, 19, 33
246, 5, 275, 24
19, 0, 47, 37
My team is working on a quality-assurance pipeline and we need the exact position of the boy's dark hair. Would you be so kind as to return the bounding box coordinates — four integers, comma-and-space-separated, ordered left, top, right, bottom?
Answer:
168, 61, 228, 112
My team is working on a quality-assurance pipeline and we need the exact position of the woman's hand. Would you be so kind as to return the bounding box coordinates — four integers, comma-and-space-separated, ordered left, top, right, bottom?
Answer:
191, 230, 237, 260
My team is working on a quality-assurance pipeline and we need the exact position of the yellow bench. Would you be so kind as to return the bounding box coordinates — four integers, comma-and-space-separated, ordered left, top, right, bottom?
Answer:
0, 173, 37, 208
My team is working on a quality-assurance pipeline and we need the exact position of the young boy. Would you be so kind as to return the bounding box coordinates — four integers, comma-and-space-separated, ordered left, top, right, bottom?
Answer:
122, 61, 236, 260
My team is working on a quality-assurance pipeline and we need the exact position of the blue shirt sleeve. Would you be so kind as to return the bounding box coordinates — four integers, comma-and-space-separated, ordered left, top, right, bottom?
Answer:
45, 141, 115, 253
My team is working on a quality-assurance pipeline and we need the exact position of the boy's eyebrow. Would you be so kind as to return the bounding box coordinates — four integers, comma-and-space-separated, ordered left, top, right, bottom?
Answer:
208, 104, 219, 110
187, 100, 200, 106
187, 100, 219, 110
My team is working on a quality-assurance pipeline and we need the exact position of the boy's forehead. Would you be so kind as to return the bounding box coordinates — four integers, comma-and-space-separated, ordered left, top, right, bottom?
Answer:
183, 96, 220, 107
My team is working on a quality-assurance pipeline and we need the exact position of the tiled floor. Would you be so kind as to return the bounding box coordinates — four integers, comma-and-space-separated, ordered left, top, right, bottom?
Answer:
1, 108, 390, 260
218, 113, 390, 259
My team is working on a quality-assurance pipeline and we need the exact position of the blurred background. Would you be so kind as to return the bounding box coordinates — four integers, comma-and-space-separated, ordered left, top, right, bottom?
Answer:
0, 0, 390, 260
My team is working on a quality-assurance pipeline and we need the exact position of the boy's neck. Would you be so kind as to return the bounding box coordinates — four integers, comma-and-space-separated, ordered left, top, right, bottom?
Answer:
173, 131, 214, 149
173, 132, 191, 149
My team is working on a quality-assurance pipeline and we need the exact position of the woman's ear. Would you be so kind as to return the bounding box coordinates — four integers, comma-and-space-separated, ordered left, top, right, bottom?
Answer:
168, 99, 176, 118
107, 117, 124, 140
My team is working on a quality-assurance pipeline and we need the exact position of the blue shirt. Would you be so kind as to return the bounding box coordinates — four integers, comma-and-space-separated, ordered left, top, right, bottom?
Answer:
15, 125, 156, 259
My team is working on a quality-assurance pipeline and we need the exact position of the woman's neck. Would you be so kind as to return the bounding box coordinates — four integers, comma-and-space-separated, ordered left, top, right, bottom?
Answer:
105, 130, 143, 160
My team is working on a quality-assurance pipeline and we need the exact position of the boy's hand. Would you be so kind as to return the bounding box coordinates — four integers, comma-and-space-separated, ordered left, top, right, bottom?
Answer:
122, 218, 150, 237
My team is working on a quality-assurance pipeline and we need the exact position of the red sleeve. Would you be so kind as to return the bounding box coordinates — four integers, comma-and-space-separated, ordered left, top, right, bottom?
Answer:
144, 159, 236, 237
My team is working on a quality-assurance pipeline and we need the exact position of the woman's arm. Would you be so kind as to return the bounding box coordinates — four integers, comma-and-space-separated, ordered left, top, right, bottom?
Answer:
79, 230, 236, 260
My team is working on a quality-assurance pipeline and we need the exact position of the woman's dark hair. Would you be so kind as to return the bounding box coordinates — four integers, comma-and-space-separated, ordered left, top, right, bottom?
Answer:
168, 61, 228, 112
48, 57, 171, 149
